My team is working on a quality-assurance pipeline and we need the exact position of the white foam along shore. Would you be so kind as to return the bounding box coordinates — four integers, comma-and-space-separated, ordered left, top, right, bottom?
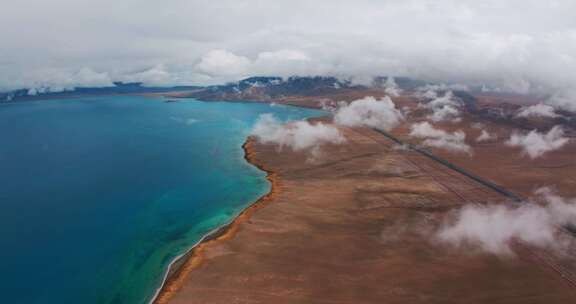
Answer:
148, 141, 273, 304
147, 214, 242, 304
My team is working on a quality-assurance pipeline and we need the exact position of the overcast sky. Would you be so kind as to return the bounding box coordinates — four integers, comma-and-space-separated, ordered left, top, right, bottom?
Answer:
2, 0, 576, 101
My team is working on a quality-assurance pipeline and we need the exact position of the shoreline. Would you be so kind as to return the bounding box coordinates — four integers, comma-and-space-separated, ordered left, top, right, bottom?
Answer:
150, 122, 576, 303
150, 138, 279, 304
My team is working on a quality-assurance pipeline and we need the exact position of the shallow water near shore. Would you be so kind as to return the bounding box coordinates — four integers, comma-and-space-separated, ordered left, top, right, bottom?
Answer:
0, 95, 323, 304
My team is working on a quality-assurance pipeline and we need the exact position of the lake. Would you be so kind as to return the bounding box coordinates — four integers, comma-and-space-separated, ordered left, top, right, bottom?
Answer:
0, 95, 323, 303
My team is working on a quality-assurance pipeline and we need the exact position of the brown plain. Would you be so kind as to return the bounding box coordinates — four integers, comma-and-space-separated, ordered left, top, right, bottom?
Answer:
156, 99, 576, 304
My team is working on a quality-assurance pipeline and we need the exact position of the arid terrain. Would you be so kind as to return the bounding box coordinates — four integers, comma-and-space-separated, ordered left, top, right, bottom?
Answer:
154, 83, 576, 303
4, 2, 576, 303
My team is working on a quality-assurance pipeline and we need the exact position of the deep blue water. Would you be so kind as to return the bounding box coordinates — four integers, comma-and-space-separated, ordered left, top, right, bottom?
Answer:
0, 96, 323, 304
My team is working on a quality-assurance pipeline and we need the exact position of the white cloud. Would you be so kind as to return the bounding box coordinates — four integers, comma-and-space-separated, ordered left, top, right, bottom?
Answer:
516, 103, 558, 118
250, 113, 345, 160
1, 0, 576, 110
119, 65, 174, 86
414, 85, 469, 100
437, 187, 576, 256
428, 105, 461, 122
333, 96, 404, 131
192, 49, 316, 83
383, 76, 402, 97
415, 89, 439, 100
72, 68, 114, 87
256, 49, 309, 62
505, 126, 569, 159
420, 91, 462, 122
546, 89, 576, 113
426, 91, 458, 108
12, 67, 115, 93
194, 49, 251, 77
409, 122, 471, 154
476, 130, 496, 142
319, 99, 339, 112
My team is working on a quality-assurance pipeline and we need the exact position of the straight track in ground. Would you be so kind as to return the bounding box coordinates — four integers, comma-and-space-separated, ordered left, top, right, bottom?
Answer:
345, 126, 576, 290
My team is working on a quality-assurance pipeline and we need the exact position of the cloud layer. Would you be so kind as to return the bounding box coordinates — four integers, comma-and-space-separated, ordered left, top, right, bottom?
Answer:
2, 0, 576, 107
505, 126, 569, 159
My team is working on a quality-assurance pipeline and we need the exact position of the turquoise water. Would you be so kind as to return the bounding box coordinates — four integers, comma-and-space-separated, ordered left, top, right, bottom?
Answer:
0, 96, 323, 304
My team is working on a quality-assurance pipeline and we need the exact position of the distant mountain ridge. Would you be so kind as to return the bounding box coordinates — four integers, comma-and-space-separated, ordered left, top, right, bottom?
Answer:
193, 76, 353, 100
1, 76, 471, 105
0, 82, 199, 102
188, 76, 431, 101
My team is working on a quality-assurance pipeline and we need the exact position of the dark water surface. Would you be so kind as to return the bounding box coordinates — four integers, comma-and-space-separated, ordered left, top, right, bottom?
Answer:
0, 96, 323, 303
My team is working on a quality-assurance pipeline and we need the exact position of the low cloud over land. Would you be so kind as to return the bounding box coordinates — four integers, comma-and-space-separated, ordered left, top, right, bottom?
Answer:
437, 188, 576, 256
516, 103, 559, 118
505, 126, 569, 159
250, 114, 345, 160
334, 96, 404, 131
476, 130, 496, 142
420, 91, 462, 123
409, 122, 471, 154
383, 77, 402, 97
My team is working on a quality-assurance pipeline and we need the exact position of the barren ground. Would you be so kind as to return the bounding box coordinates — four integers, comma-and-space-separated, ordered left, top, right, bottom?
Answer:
157, 114, 576, 303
